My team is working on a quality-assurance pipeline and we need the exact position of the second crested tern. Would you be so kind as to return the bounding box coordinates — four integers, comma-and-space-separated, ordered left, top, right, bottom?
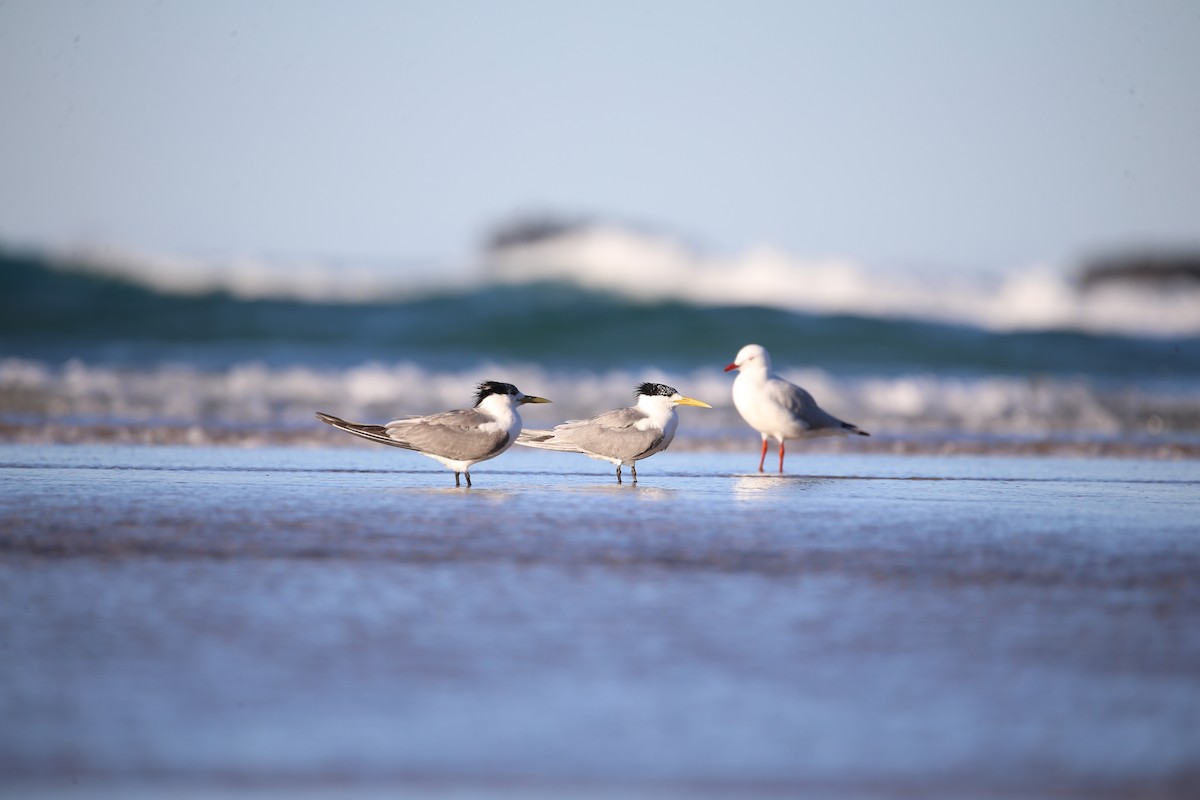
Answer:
517, 382, 711, 483
724, 343, 869, 473
316, 380, 550, 487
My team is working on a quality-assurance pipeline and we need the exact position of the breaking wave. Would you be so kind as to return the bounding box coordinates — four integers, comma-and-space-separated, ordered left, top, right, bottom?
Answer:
486, 224, 1200, 337
37, 226, 1200, 337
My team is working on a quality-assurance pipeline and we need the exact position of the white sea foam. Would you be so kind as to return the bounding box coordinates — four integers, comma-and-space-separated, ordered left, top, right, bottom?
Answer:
3, 358, 1193, 445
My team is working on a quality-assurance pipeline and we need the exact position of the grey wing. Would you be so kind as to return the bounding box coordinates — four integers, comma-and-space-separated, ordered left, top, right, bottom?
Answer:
386, 409, 511, 461
769, 378, 846, 432
557, 408, 666, 462
769, 377, 867, 435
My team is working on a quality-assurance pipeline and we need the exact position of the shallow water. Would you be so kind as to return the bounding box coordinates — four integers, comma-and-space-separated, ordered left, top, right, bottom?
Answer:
2, 445, 1199, 798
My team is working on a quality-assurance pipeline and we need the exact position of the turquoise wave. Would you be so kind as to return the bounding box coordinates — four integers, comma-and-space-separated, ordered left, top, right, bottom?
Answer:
3, 249, 1196, 380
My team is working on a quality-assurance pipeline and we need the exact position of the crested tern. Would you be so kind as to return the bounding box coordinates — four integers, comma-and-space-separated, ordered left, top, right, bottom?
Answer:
316, 380, 550, 487
724, 343, 869, 473
517, 382, 711, 483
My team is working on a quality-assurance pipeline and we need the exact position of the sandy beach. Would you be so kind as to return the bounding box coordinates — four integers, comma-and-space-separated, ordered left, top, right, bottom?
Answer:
3, 444, 1198, 799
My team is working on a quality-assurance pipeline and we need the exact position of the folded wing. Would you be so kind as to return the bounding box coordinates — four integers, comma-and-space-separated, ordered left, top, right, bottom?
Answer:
519, 407, 665, 462
386, 409, 513, 461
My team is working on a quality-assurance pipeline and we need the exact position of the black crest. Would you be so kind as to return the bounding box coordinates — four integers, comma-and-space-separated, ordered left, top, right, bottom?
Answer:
475, 380, 519, 406
635, 382, 676, 399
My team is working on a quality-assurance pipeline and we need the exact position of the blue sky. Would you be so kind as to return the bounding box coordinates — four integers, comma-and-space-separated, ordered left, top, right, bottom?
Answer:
2, 1, 1198, 274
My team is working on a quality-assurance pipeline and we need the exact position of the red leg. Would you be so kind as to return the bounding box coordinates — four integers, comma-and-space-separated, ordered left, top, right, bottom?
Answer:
757, 437, 768, 472
778, 441, 785, 473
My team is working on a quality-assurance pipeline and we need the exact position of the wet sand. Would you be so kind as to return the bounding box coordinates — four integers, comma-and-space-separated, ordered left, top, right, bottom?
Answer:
2, 445, 1199, 798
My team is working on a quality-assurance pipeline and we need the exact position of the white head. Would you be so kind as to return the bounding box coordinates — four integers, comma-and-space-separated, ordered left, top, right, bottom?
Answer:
723, 343, 772, 374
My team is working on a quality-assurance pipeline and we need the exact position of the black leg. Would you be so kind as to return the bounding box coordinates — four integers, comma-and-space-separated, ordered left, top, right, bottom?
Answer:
454, 472, 461, 487
616, 466, 622, 484
631, 463, 638, 483
465, 471, 472, 488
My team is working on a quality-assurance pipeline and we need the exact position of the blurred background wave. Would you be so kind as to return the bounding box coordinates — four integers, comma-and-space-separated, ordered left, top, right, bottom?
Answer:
3, 231, 1197, 453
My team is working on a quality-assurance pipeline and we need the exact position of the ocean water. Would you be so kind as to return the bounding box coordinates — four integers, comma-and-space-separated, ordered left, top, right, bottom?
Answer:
1, 241, 1198, 455
2, 446, 1199, 798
